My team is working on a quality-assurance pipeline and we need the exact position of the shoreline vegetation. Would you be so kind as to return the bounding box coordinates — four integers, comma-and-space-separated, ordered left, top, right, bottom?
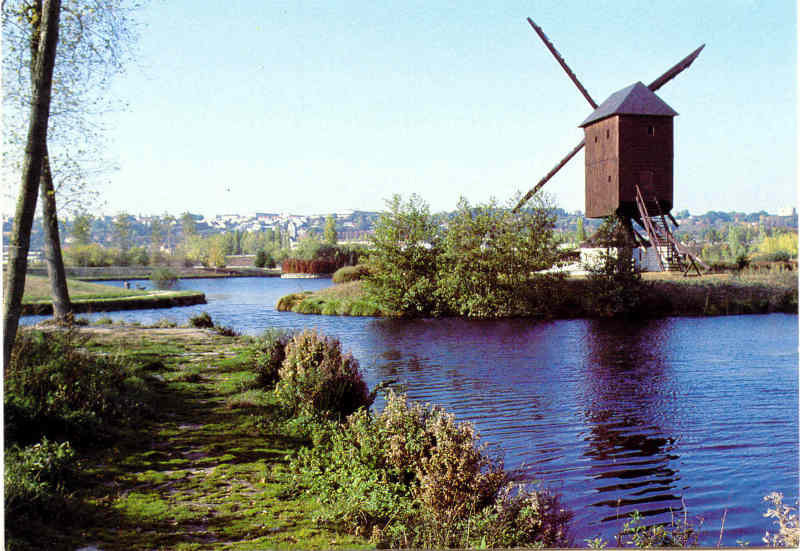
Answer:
6, 322, 798, 550
277, 271, 798, 319
20, 275, 206, 315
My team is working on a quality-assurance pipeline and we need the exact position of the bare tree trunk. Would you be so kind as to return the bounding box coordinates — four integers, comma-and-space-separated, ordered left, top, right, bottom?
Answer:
27, 0, 72, 320
3, 0, 62, 363
39, 144, 72, 319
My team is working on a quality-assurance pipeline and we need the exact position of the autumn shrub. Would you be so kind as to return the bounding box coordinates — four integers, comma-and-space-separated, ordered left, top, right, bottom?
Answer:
291, 390, 571, 548
274, 330, 371, 419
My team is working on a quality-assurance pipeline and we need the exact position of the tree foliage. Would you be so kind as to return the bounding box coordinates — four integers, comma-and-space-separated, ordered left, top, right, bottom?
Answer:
70, 212, 92, 244
436, 195, 558, 318
364, 194, 442, 317
364, 194, 560, 318
324, 214, 338, 244
2, 0, 142, 214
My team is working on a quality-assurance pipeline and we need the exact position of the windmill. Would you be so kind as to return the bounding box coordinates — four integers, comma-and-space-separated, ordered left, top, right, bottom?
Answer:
514, 18, 707, 275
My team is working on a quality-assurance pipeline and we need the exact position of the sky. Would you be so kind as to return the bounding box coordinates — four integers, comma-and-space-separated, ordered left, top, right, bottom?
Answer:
59, 1, 800, 217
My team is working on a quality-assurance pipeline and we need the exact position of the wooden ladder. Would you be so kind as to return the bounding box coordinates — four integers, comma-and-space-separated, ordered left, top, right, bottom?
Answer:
634, 186, 707, 275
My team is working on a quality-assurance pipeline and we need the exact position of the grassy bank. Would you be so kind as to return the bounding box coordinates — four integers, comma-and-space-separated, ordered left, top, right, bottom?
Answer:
5, 325, 372, 550
276, 272, 798, 319
21, 275, 206, 315
277, 281, 385, 316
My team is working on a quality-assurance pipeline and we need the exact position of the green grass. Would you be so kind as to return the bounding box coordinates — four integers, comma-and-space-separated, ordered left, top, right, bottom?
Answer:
21, 275, 150, 303
9, 326, 372, 550
276, 281, 384, 317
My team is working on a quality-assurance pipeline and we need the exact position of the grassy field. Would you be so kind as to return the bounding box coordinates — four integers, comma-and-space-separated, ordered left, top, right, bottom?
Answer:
20, 275, 206, 315
22, 275, 150, 303
8, 326, 372, 550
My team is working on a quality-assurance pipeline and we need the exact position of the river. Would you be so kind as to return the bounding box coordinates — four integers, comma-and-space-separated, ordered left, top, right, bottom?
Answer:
21, 276, 799, 545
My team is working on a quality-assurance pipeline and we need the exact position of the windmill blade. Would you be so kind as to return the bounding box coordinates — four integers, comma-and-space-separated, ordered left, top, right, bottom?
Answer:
648, 44, 705, 92
527, 17, 598, 108
513, 139, 585, 212
514, 43, 705, 212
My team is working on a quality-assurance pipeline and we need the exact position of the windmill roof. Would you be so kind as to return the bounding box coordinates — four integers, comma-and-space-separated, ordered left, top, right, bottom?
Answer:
579, 81, 678, 127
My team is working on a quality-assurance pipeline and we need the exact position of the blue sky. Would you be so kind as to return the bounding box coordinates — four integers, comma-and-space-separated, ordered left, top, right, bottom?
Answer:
102, 0, 796, 217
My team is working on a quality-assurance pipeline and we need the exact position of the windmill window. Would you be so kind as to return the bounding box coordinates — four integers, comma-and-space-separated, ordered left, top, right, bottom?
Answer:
594, 136, 598, 143
607, 175, 611, 183
647, 125, 655, 136
606, 129, 610, 139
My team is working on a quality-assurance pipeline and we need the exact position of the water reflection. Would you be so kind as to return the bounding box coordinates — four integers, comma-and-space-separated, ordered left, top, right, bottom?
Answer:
579, 319, 683, 525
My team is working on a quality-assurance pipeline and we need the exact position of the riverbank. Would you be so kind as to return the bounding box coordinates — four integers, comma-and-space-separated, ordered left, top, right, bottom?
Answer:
21, 275, 206, 315
276, 272, 798, 318
24, 266, 282, 281
5, 325, 373, 550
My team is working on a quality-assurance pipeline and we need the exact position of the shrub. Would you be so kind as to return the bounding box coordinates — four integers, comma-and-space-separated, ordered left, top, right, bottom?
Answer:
150, 318, 177, 328
254, 249, 271, 268
150, 266, 178, 289
291, 390, 571, 548
213, 324, 238, 337
332, 264, 370, 284
245, 329, 292, 388
5, 438, 76, 518
274, 330, 371, 419
5, 329, 133, 446
188, 312, 214, 328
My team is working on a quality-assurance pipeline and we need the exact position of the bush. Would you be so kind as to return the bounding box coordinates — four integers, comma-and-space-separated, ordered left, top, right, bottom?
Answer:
5, 438, 76, 518
150, 267, 178, 289
274, 330, 371, 419
244, 329, 292, 387
213, 324, 238, 337
188, 312, 214, 328
291, 391, 571, 548
5, 329, 134, 446
332, 264, 370, 284
254, 249, 274, 268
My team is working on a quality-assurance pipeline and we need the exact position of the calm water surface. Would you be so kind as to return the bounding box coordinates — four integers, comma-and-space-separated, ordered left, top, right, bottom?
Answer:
22, 277, 799, 545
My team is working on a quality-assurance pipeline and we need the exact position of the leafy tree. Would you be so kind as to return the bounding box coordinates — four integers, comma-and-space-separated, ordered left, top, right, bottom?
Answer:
436, 195, 558, 318
70, 212, 92, 245
180, 211, 196, 241
324, 214, 338, 244
207, 235, 226, 269
364, 194, 442, 317
112, 212, 133, 253
294, 235, 323, 261
576, 217, 586, 242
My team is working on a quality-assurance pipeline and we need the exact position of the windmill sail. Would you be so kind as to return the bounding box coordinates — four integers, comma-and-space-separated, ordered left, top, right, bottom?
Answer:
513, 22, 705, 212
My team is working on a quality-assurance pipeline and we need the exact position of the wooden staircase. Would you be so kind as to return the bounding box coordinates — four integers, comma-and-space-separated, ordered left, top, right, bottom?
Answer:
634, 186, 707, 275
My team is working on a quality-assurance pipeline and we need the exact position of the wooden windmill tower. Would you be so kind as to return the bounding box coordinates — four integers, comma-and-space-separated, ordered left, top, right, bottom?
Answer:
514, 18, 707, 274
